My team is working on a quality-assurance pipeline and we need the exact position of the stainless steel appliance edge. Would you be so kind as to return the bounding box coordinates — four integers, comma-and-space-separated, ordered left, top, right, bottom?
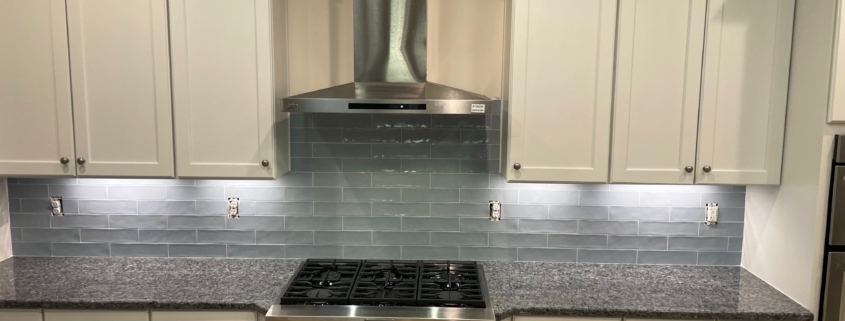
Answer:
267, 265, 496, 321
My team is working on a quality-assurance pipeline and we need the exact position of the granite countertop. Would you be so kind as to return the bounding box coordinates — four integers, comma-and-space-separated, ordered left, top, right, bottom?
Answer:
482, 262, 813, 321
0, 257, 813, 321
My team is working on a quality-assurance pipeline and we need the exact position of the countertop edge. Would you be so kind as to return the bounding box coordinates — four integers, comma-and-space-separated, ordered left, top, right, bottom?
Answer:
0, 300, 272, 314
0, 300, 814, 321
496, 308, 815, 321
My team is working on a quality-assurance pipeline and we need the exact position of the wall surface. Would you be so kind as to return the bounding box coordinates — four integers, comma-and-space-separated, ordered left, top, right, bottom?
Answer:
7, 114, 745, 263
742, 0, 838, 314
1, 178, 11, 261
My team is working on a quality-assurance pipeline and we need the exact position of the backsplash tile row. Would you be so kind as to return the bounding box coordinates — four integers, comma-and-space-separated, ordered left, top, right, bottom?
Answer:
7, 114, 745, 265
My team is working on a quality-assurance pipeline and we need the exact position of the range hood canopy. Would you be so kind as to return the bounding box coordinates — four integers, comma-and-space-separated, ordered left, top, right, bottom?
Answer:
282, 0, 500, 114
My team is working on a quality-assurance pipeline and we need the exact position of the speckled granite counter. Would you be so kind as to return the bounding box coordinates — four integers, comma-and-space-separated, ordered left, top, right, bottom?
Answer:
483, 262, 813, 321
0, 257, 303, 312
0, 258, 813, 321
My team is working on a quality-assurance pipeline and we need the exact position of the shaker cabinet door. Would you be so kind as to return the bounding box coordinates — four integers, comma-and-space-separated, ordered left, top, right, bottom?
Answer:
505, 0, 617, 183
151, 311, 256, 321
0, 309, 43, 321
696, 0, 794, 185
66, 0, 175, 177
0, 0, 75, 177
830, 0, 845, 122
169, 0, 278, 179
610, 0, 706, 184
44, 310, 148, 321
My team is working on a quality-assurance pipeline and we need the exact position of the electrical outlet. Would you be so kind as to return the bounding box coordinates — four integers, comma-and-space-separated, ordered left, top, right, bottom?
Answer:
705, 203, 719, 225
227, 198, 240, 219
489, 200, 502, 221
50, 196, 64, 216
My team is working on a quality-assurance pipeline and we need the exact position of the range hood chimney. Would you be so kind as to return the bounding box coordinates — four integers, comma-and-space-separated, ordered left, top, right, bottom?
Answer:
282, 0, 500, 114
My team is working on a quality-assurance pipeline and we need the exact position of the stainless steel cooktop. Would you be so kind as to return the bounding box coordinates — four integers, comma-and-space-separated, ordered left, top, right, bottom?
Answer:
266, 259, 495, 321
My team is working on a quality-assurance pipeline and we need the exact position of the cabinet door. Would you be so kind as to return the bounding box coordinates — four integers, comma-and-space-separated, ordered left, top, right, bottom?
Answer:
696, 0, 794, 185
151, 311, 256, 321
44, 310, 148, 321
829, 0, 845, 122
610, 0, 706, 184
0, 309, 42, 321
66, 0, 174, 178
506, 0, 617, 183
170, 0, 277, 179
0, 0, 75, 177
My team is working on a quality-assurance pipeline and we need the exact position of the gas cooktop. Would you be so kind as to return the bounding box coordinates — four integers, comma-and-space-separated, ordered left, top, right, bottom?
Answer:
267, 259, 495, 321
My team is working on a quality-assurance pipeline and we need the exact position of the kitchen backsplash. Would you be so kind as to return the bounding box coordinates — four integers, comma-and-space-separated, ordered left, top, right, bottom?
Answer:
6, 114, 744, 265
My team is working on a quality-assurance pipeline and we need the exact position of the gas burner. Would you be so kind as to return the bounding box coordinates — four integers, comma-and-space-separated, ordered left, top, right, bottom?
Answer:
306, 289, 336, 298
318, 271, 343, 286
431, 271, 460, 288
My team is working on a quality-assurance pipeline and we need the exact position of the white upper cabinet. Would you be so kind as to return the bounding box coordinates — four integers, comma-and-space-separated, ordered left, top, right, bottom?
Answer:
66, 0, 174, 178
611, 0, 706, 184
505, 0, 617, 183
170, 0, 282, 179
0, 0, 75, 177
696, 0, 794, 185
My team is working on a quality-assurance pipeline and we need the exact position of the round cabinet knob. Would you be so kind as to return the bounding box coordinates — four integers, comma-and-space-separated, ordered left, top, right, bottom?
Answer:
76, 158, 86, 165
261, 160, 270, 167
60, 157, 70, 165
513, 163, 522, 170
684, 166, 693, 173
703, 165, 712, 173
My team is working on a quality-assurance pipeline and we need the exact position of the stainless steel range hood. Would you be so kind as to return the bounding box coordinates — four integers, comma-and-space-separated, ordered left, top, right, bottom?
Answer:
282, 0, 500, 114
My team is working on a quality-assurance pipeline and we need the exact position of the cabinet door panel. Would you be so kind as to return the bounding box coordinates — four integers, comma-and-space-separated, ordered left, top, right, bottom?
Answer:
697, 0, 794, 185
611, 0, 706, 184
831, 0, 845, 122
66, 0, 174, 177
151, 311, 255, 321
170, 0, 276, 179
44, 310, 148, 321
506, 0, 616, 183
0, 0, 75, 177
0, 309, 42, 321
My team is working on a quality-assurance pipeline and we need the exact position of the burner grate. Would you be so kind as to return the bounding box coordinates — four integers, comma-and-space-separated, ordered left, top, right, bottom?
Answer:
279, 259, 362, 305
349, 260, 420, 306
417, 260, 486, 308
